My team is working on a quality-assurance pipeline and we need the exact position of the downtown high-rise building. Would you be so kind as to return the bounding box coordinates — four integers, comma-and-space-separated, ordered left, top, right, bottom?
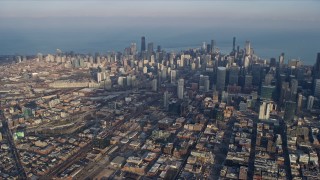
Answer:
171, 70, 177, 84
314, 79, 320, 98
152, 79, 157, 92
210, 40, 215, 54
307, 95, 314, 110
141, 36, 146, 52
290, 79, 298, 96
199, 75, 210, 92
130, 43, 137, 56
296, 93, 303, 114
147, 42, 154, 60
232, 37, 236, 52
177, 78, 184, 99
228, 65, 239, 85
313, 53, 320, 79
252, 64, 261, 86
259, 101, 274, 120
204, 75, 210, 92
216, 67, 227, 91
244, 74, 253, 87
245, 41, 251, 56
279, 53, 285, 66
284, 101, 296, 122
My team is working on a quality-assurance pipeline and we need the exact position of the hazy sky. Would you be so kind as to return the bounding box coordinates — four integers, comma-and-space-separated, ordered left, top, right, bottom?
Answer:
0, 0, 320, 30
0, 0, 319, 64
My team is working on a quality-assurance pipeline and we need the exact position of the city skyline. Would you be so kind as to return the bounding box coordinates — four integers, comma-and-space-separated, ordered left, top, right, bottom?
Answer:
2, 1, 320, 180
1, 1, 320, 64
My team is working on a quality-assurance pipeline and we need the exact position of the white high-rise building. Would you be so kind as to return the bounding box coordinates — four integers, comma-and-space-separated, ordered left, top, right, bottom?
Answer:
307, 95, 314, 110
244, 56, 250, 68
152, 79, 158, 92
177, 78, 184, 100
259, 102, 267, 120
161, 66, 167, 80
118, 76, 124, 86
191, 61, 196, 70
245, 41, 251, 56
297, 94, 303, 113
97, 72, 102, 83
171, 70, 177, 84
143, 66, 148, 74
259, 101, 274, 120
180, 54, 185, 67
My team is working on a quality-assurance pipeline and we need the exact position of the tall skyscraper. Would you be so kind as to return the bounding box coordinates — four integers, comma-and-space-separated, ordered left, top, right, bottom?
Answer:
284, 101, 296, 122
161, 66, 167, 80
157, 45, 161, 52
202, 42, 206, 51
264, 74, 274, 86
152, 79, 158, 92
245, 41, 251, 56
279, 53, 285, 66
211, 40, 215, 53
314, 79, 320, 98
297, 93, 303, 114
307, 95, 314, 110
290, 79, 298, 96
206, 44, 211, 54
244, 74, 253, 87
199, 75, 205, 91
171, 70, 177, 84
252, 64, 261, 86
259, 101, 273, 120
228, 66, 239, 85
199, 75, 210, 92
261, 85, 276, 100
130, 43, 137, 56
147, 42, 154, 60
232, 37, 236, 52
313, 53, 320, 79
180, 54, 185, 67
204, 76, 210, 92
216, 67, 227, 91
177, 78, 184, 99
243, 56, 250, 68
270, 58, 277, 67
141, 36, 146, 52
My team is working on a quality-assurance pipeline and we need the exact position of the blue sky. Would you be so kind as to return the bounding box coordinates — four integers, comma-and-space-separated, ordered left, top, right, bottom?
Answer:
0, 0, 320, 30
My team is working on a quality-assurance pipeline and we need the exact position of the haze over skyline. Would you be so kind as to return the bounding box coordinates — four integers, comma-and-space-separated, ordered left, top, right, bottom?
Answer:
1, 1, 319, 29
0, 0, 319, 64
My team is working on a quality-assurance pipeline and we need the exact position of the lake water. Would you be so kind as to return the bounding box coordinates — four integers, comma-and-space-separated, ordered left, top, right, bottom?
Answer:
0, 25, 319, 65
